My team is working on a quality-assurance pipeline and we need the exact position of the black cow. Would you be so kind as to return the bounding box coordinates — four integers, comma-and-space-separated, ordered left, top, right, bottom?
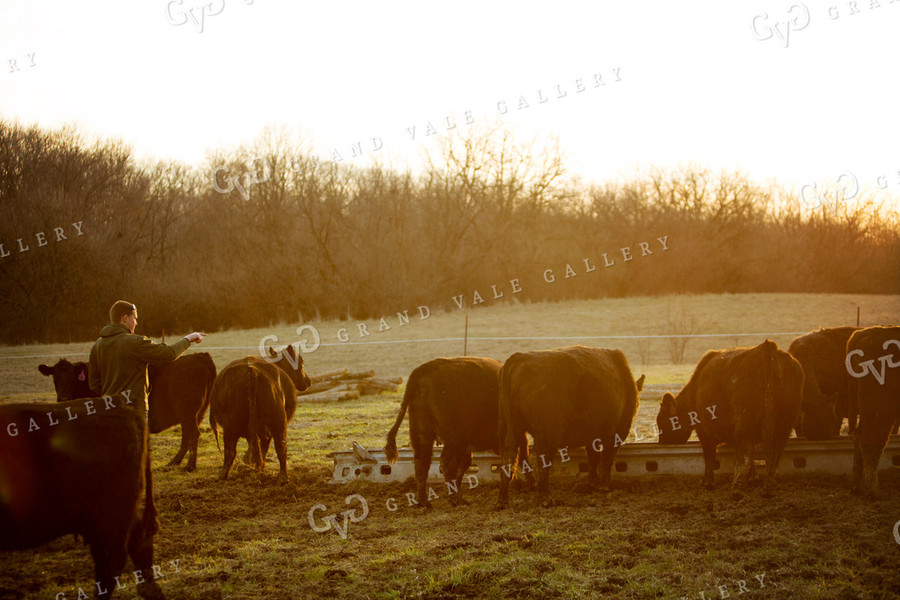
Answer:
657, 339, 803, 494
209, 344, 311, 484
0, 399, 164, 599
38, 359, 97, 402
497, 345, 644, 508
788, 327, 858, 439
39, 354, 217, 471
846, 326, 900, 498
147, 353, 217, 471
385, 356, 503, 508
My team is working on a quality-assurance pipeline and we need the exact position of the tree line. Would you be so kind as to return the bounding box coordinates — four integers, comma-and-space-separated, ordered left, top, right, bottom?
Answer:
0, 118, 897, 344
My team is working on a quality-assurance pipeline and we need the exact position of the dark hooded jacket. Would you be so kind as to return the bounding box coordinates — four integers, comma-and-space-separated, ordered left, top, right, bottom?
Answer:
88, 323, 191, 410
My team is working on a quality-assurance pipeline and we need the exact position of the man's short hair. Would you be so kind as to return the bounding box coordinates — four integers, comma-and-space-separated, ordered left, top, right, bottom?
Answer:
110, 300, 137, 323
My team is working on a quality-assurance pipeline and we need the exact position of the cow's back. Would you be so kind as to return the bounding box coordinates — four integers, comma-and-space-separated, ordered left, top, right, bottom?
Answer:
788, 327, 856, 396
411, 356, 502, 450
846, 325, 900, 496
501, 345, 639, 448
149, 352, 217, 433
848, 326, 900, 411
210, 358, 289, 430
690, 341, 801, 444
789, 327, 857, 431
772, 347, 805, 432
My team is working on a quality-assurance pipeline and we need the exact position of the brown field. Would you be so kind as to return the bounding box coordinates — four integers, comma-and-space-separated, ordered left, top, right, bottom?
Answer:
1, 293, 899, 599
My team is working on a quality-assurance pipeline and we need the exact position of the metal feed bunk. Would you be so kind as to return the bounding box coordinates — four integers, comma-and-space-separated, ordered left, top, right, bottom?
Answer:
329, 436, 900, 485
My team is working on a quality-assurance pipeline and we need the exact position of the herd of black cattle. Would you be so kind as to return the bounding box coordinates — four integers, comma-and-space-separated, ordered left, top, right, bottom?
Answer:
1, 325, 898, 599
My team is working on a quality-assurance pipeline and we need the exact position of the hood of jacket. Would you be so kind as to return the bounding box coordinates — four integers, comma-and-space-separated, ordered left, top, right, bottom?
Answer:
99, 323, 130, 338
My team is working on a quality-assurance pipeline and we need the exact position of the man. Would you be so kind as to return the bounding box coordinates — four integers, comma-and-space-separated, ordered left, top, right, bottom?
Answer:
89, 300, 206, 412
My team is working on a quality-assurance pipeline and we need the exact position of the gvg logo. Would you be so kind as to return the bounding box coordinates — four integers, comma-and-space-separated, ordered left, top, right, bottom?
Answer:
308, 494, 369, 540
894, 520, 900, 546
845, 339, 900, 386
166, 0, 260, 33
212, 156, 271, 201
259, 325, 321, 362
166, 0, 225, 33
751, 3, 811, 47
800, 171, 859, 210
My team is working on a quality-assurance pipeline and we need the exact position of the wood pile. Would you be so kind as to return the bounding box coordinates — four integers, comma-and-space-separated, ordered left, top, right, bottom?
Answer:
297, 368, 403, 402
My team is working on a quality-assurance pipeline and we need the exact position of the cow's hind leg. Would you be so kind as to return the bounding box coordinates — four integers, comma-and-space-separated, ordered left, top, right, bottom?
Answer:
761, 422, 793, 497
186, 433, 200, 473
497, 434, 529, 509
698, 435, 719, 489
856, 414, 894, 499
574, 441, 603, 493
183, 419, 202, 472
220, 429, 239, 480
597, 434, 621, 492
167, 427, 189, 467
90, 537, 129, 600
128, 520, 164, 600
730, 439, 754, 498
412, 441, 434, 509
497, 451, 514, 510
532, 439, 557, 508
512, 433, 535, 492
258, 430, 273, 467
272, 424, 289, 485
851, 432, 865, 495
441, 447, 471, 506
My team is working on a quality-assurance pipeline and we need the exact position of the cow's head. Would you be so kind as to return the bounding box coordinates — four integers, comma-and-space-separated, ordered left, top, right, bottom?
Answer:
268, 344, 312, 392
656, 392, 691, 444
38, 359, 89, 402
799, 391, 840, 441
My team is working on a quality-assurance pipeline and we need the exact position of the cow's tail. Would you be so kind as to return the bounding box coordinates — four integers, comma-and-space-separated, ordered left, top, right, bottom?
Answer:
248, 367, 262, 468
200, 352, 217, 411
846, 332, 861, 434
385, 371, 416, 464
499, 362, 522, 478
140, 426, 159, 538
797, 350, 818, 413
209, 379, 221, 452
847, 365, 859, 434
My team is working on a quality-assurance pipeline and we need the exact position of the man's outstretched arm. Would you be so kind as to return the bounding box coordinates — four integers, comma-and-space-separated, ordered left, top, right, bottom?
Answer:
132, 332, 206, 364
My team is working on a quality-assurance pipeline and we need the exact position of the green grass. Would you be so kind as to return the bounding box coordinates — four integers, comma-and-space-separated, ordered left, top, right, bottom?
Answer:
1, 293, 899, 599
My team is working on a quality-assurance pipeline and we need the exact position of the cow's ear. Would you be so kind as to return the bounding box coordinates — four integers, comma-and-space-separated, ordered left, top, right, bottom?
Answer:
635, 374, 645, 392
77, 366, 87, 381
268, 346, 279, 359
38, 364, 53, 376
661, 392, 677, 416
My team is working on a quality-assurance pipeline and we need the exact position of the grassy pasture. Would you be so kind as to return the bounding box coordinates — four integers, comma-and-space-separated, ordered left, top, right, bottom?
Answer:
1, 293, 899, 599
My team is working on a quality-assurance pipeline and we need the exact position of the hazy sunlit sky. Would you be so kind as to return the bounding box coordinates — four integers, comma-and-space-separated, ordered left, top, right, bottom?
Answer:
1, 1, 899, 200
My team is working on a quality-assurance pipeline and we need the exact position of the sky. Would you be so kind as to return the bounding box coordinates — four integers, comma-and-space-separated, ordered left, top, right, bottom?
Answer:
1, 1, 899, 204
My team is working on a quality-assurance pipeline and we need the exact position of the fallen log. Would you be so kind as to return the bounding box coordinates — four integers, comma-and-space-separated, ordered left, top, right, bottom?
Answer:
310, 368, 349, 384
300, 381, 363, 396
301, 369, 403, 399
298, 389, 362, 402
323, 369, 376, 382
299, 380, 342, 395
358, 380, 401, 395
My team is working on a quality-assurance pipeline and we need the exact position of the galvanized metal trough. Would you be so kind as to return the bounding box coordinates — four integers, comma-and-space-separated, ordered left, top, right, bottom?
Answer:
328, 436, 900, 485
